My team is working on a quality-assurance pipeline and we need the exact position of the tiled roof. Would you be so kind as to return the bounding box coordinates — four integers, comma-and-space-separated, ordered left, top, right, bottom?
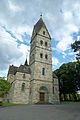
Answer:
31, 18, 51, 40
8, 64, 31, 75
8, 65, 18, 75
34, 18, 44, 34
17, 65, 31, 74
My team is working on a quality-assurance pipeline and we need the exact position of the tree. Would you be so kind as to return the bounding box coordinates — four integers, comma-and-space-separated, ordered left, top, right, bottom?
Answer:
71, 37, 80, 61
0, 77, 11, 97
54, 62, 80, 101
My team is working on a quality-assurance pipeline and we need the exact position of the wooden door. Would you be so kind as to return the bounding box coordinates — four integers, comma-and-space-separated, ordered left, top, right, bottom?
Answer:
40, 92, 45, 101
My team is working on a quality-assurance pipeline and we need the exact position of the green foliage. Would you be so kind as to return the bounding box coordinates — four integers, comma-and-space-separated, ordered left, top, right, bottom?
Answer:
60, 93, 80, 102
0, 77, 11, 97
71, 41, 80, 52
54, 61, 80, 101
2, 102, 16, 107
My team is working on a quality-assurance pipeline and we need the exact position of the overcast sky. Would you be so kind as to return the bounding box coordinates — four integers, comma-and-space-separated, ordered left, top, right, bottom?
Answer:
0, 0, 80, 78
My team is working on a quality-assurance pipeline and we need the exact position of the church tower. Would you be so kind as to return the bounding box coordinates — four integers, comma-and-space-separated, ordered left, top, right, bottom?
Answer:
7, 17, 59, 104
29, 17, 53, 103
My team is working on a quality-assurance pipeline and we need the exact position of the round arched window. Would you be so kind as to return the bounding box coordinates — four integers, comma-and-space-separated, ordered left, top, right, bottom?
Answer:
21, 83, 25, 92
40, 40, 43, 45
40, 53, 43, 58
45, 54, 48, 59
43, 31, 45, 35
45, 42, 47, 47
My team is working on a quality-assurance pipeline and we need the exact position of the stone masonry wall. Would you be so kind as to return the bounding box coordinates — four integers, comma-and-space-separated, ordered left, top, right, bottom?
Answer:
30, 80, 53, 104
10, 72, 30, 104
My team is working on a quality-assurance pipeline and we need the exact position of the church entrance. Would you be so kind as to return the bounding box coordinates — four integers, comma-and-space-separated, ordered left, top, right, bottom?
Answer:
40, 92, 45, 102
39, 86, 48, 103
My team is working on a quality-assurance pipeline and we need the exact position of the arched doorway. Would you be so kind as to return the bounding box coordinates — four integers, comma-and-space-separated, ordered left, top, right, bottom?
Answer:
39, 86, 48, 103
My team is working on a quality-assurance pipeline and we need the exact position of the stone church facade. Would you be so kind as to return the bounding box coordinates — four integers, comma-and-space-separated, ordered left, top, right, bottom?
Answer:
7, 18, 59, 104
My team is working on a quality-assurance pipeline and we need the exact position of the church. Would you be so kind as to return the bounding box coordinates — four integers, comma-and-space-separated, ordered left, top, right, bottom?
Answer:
7, 17, 59, 104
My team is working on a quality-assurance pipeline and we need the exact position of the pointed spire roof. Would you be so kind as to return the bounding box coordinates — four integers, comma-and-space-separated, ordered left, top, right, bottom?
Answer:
24, 58, 28, 66
31, 17, 51, 40
34, 18, 45, 34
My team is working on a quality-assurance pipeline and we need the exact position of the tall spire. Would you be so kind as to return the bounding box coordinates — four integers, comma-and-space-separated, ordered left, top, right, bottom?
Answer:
24, 58, 28, 66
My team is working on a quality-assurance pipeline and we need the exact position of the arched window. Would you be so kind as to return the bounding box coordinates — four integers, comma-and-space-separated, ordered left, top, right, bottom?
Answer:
40, 40, 43, 45
42, 68, 45, 75
43, 31, 45, 35
32, 54, 34, 59
45, 54, 48, 59
40, 53, 43, 58
45, 42, 47, 47
53, 86, 54, 94
23, 73, 26, 78
21, 83, 25, 92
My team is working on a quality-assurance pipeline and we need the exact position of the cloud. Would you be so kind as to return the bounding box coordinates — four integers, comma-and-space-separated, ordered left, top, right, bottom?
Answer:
12, 25, 33, 37
17, 44, 30, 64
0, 26, 30, 75
0, 26, 22, 70
8, 0, 22, 13
0, 0, 80, 41
52, 57, 59, 66
56, 35, 73, 52
0, 0, 80, 76
52, 57, 59, 71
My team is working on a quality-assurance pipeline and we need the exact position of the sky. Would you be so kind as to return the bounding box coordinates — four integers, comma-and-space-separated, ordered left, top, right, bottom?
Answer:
0, 0, 80, 78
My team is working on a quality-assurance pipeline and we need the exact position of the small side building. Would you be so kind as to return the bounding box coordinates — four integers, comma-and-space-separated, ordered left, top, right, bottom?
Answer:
7, 61, 31, 104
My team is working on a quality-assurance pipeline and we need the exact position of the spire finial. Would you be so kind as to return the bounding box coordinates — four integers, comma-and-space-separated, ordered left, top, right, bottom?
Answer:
40, 12, 42, 18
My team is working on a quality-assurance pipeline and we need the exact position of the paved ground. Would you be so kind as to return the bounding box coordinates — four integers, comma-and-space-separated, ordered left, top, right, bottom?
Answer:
0, 103, 80, 120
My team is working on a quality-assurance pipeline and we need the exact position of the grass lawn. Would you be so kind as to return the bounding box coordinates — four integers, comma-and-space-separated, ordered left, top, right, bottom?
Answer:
1, 102, 17, 107
0, 102, 28, 107
61, 101, 80, 104
0, 101, 80, 107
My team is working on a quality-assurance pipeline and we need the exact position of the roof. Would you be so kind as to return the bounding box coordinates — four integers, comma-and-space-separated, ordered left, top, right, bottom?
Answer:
24, 59, 28, 66
8, 65, 18, 75
52, 72, 58, 79
17, 65, 31, 74
34, 18, 45, 34
31, 18, 51, 40
8, 64, 31, 75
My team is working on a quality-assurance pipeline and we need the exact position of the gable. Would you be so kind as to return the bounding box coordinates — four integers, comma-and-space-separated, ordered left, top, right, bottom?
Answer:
38, 25, 51, 39
31, 18, 51, 41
